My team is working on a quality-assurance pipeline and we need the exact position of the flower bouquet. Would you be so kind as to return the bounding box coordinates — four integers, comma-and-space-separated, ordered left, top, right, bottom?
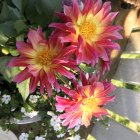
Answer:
0, 0, 122, 139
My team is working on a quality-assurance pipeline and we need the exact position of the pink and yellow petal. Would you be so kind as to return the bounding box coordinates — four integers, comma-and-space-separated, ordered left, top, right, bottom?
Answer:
13, 68, 31, 83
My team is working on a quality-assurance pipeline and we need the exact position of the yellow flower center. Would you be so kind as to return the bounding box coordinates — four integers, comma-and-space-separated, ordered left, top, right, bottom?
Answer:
35, 47, 57, 67
79, 21, 96, 42
81, 97, 96, 112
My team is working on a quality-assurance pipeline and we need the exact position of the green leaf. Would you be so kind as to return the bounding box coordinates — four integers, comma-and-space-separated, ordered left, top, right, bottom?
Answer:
23, 0, 62, 27
132, 27, 140, 33
14, 20, 28, 34
121, 53, 140, 59
87, 134, 96, 140
0, 33, 8, 47
108, 110, 140, 133
111, 79, 140, 92
11, 0, 22, 12
79, 63, 95, 73
36, 0, 62, 17
0, 21, 17, 37
0, 1, 21, 23
17, 79, 30, 101
0, 56, 20, 82
8, 47, 19, 56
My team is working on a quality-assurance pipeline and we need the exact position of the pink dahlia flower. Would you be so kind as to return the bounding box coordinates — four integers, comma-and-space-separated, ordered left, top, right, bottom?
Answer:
8, 28, 77, 95
56, 74, 115, 128
50, 0, 122, 66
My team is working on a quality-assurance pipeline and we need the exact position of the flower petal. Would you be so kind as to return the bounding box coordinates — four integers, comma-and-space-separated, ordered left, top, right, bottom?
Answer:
55, 66, 75, 79
28, 29, 44, 49
13, 68, 31, 83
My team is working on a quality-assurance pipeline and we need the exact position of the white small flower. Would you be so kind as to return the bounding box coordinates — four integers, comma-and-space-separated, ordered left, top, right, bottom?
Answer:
1, 94, 11, 104
29, 95, 39, 103
19, 133, 29, 140
74, 125, 80, 132
75, 118, 82, 126
13, 118, 20, 123
53, 123, 62, 131
47, 111, 55, 116
50, 117, 56, 126
50, 115, 62, 131
35, 136, 45, 140
85, 73, 89, 79
56, 108, 63, 113
24, 111, 38, 118
55, 117, 61, 124
57, 133, 65, 138
68, 130, 72, 136
73, 134, 81, 140
78, 81, 82, 86
50, 115, 61, 126
21, 107, 26, 113
96, 118, 100, 121
69, 81, 72, 86
52, 115, 58, 120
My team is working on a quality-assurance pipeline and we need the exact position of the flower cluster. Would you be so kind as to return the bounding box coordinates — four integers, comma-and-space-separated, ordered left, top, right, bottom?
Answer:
19, 133, 29, 140
49, 113, 62, 131
1, 94, 11, 104
19, 133, 45, 140
8, 0, 121, 134
21, 107, 38, 118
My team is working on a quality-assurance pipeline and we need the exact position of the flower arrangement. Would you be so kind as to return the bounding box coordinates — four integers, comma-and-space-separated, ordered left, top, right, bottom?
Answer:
0, 0, 122, 139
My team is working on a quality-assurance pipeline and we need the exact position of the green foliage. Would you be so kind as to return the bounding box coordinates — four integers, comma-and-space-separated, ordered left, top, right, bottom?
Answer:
111, 79, 140, 92
0, 1, 23, 37
0, 1, 21, 23
0, 56, 20, 82
0, 33, 8, 47
132, 27, 140, 33
79, 63, 96, 73
11, 0, 22, 12
121, 53, 140, 59
108, 110, 140, 134
22, 0, 62, 27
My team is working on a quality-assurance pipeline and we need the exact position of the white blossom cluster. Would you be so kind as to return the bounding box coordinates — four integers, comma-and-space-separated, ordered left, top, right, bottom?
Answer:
57, 133, 65, 138
19, 133, 46, 140
29, 95, 40, 103
19, 133, 29, 140
48, 112, 62, 131
1, 94, 11, 104
21, 107, 38, 118
35, 136, 45, 140
47, 111, 66, 138
73, 135, 81, 140
74, 119, 82, 132
67, 134, 85, 140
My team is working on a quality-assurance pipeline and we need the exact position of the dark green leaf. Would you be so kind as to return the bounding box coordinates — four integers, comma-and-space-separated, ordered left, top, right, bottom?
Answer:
11, 0, 22, 12
132, 27, 140, 33
14, 20, 28, 34
0, 56, 20, 82
0, 1, 21, 23
23, 0, 62, 27
0, 33, 8, 47
0, 21, 17, 37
